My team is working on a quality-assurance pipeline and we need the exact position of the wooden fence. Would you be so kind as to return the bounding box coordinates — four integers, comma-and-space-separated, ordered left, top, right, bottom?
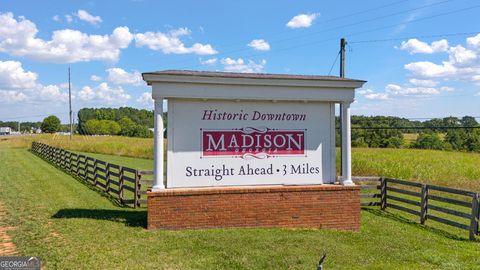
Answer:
31, 142, 153, 207
354, 176, 480, 241
29, 142, 480, 240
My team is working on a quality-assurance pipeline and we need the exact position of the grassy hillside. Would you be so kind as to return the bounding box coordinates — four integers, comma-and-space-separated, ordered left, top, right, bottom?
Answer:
0, 147, 479, 269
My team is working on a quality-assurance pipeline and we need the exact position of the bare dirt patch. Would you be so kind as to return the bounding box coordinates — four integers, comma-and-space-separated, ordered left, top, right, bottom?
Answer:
0, 202, 17, 255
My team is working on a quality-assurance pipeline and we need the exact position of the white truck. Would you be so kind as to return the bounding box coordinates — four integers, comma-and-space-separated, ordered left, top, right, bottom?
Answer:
0, 127, 12, 135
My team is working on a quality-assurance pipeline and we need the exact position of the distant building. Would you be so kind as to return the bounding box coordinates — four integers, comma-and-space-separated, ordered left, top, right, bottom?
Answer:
31, 127, 42, 134
0, 127, 11, 135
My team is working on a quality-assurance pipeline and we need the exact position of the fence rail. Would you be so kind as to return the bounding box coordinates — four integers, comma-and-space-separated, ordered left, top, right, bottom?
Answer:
30, 142, 480, 239
31, 142, 152, 207
354, 176, 480, 241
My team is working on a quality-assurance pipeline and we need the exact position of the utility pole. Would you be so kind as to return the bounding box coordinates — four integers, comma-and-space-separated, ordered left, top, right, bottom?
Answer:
339, 38, 346, 178
18, 121, 20, 133
68, 67, 73, 140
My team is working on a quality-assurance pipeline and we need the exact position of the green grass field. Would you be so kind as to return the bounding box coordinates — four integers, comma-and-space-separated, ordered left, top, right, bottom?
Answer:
6, 135, 479, 190
1, 135, 480, 269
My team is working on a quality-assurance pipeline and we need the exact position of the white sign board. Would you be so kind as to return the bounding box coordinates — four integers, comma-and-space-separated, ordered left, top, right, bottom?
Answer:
167, 99, 336, 188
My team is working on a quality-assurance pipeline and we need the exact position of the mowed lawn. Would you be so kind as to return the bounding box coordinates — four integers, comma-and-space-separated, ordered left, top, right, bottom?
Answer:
1, 146, 480, 269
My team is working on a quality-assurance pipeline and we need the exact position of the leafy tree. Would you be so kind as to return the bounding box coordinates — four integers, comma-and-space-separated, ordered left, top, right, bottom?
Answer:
103, 120, 121, 135
445, 129, 466, 150
41, 115, 61, 133
77, 107, 155, 137
84, 119, 120, 135
411, 133, 448, 150
461, 116, 478, 126
131, 125, 153, 138
84, 119, 100, 135
463, 129, 480, 152
118, 117, 136, 136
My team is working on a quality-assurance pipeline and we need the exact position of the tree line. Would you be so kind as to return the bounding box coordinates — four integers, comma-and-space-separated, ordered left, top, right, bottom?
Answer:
77, 107, 159, 138
3, 112, 479, 152
336, 115, 480, 152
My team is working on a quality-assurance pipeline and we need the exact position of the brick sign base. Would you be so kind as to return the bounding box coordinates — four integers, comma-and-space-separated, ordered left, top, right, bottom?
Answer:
147, 185, 360, 231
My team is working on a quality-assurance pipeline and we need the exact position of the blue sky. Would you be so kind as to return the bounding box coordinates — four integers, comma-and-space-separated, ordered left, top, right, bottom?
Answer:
1, 0, 480, 122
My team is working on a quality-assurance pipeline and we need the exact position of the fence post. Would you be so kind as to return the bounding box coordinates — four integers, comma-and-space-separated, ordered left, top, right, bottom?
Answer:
67, 151, 72, 172
60, 149, 64, 169
119, 166, 124, 204
134, 170, 139, 208
93, 159, 98, 186
105, 163, 110, 193
380, 177, 387, 210
420, 184, 428, 225
469, 193, 479, 241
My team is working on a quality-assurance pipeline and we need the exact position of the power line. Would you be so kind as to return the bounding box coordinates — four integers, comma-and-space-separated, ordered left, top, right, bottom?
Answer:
160, 0, 460, 69
338, 126, 480, 130
350, 31, 480, 44
361, 126, 480, 130
269, 0, 457, 45
344, 4, 480, 40
402, 116, 480, 120
168, 0, 415, 56
172, 4, 480, 71
327, 50, 341, 75
319, 0, 412, 24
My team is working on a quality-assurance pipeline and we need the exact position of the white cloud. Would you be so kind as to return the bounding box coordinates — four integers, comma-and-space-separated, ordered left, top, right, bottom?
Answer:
402, 33, 480, 87
52, 15, 60, 22
286, 13, 319, 29
247, 39, 270, 51
135, 27, 217, 55
0, 60, 37, 89
137, 92, 153, 107
385, 83, 440, 96
78, 86, 95, 101
399, 39, 448, 54
408, 79, 438, 87
0, 60, 69, 103
0, 12, 133, 63
36, 84, 70, 102
404, 61, 457, 78
357, 89, 373, 95
75, 10, 102, 25
0, 90, 28, 103
467, 33, 480, 49
358, 82, 454, 101
221, 58, 266, 73
365, 92, 389, 100
448, 45, 477, 66
78, 82, 130, 104
90, 75, 102, 81
106, 68, 144, 85
200, 58, 217, 65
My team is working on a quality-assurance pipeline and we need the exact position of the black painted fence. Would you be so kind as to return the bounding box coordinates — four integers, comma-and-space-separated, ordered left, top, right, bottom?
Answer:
354, 176, 480, 241
30, 142, 480, 240
31, 142, 153, 207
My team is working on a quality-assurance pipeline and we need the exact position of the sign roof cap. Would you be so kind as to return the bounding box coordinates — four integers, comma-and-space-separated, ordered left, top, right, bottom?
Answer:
142, 70, 366, 83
